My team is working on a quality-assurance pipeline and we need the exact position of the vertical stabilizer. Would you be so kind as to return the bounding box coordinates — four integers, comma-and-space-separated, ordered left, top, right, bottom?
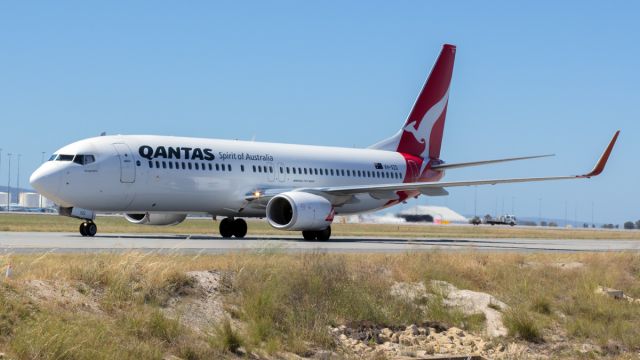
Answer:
370, 44, 456, 168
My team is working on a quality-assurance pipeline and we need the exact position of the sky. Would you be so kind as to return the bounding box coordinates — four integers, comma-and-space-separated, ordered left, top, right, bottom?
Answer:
0, 1, 638, 224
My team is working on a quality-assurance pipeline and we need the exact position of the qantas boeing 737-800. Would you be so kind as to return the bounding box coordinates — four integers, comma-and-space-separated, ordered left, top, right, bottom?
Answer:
29, 44, 619, 240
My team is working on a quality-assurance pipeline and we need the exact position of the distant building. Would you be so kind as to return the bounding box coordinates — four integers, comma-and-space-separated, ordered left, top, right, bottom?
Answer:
19, 192, 41, 208
0, 192, 7, 207
397, 205, 468, 224
41, 195, 55, 208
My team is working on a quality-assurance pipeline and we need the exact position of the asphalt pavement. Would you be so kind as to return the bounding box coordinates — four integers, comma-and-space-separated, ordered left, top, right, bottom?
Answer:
0, 232, 638, 253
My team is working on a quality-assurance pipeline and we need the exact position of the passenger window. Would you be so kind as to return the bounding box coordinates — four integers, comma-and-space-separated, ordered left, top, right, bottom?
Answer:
346, 170, 350, 176
252, 165, 256, 172
314, 168, 318, 175
188, 163, 192, 170
330, 169, 334, 176
293, 168, 296, 174
222, 164, 226, 171
149, 161, 153, 168
136, 160, 141, 167
241, 165, 245, 172
228, 164, 232, 171
216, 164, 220, 171
208, 163, 212, 170
168, 162, 173, 169
304, 168, 307, 175
286, 167, 290, 174
280, 167, 283, 173
156, 161, 160, 168
195, 163, 199, 170
269, 166, 273, 173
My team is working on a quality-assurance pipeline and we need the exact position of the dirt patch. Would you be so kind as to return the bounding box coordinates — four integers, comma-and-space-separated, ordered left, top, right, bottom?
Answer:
25, 279, 101, 313
431, 280, 508, 338
162, 270, 233, 332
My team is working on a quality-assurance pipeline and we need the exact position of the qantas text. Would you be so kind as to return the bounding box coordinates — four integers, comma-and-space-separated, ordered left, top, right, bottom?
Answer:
138, 146, 215, 161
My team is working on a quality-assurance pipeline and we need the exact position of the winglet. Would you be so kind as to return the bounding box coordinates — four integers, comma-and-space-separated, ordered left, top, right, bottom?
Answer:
582, 130, 620, 178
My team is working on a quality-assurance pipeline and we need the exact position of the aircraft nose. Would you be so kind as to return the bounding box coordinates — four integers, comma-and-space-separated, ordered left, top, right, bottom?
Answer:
30, 164, 62, 199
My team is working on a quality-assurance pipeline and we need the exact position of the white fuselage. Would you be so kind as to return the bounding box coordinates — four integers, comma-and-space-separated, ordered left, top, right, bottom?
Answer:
31, 135, 423, 217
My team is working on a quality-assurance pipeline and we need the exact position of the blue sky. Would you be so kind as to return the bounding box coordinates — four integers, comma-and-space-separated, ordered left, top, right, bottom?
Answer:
0, 1, 638, 224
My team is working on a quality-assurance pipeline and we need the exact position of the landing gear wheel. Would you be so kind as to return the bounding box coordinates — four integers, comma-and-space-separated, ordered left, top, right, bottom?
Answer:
86, 222, 97, 237
219, 218, 234, 238
79, 221, 97, 237
302, 230, 316, 241
316, 226, 331, 241
232, 218, 247, 238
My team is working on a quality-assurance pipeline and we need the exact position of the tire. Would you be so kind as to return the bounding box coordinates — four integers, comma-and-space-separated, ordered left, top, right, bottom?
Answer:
316, 227, 331, 241
233, 218, 247, 238
219, 218, 234, 238
86, 222, 97, 237
79, 223, 87, 236
302, 231, 316, 241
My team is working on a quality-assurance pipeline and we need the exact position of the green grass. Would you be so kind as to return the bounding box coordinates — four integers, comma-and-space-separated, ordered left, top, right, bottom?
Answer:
2, 212, 640, 239
0, 251, 637, 358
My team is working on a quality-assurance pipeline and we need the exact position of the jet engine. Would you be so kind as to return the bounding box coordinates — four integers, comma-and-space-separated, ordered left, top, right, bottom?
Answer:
124, 212, 187, 226
266, 192, 333, 231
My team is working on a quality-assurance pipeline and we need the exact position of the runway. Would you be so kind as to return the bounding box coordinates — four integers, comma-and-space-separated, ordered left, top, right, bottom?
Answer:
0, 232, 639, 253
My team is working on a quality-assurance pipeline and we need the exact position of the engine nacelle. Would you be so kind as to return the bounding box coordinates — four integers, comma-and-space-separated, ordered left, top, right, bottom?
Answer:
266, 192, 333, 231
124, 212, 187, 226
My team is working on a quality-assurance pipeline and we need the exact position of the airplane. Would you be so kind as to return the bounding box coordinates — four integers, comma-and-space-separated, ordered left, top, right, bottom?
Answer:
29, 44, 619, 240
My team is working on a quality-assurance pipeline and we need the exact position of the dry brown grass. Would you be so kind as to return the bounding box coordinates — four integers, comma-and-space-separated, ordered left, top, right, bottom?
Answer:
1, 213, 639, 239
0, 251, 637, 358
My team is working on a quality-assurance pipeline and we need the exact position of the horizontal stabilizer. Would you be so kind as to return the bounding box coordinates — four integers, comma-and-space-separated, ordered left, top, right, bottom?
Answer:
431, 154, 554, 170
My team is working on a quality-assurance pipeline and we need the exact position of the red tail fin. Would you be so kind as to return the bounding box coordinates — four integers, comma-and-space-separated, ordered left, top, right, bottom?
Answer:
399, 44, 455, 160
370, 44, 456, 164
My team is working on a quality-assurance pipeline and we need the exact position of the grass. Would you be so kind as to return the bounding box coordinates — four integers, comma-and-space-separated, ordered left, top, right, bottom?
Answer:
0, 251, 637, 358
2, 212, 640, 239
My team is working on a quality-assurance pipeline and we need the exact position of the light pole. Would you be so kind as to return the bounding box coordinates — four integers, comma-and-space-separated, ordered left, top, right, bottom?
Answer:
7, 153, 11, 212
16, 154, 21, 206
473, 186, 477, 217
538, 198, 542, 225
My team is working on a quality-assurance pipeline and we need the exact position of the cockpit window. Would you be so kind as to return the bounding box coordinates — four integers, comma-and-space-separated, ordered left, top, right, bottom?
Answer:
73, 155, 96, 165
48, 154, 58, 161
57, 154, 74, 161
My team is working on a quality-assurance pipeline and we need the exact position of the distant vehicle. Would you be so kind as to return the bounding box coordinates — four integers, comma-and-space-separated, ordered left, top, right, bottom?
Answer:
485, 215, 517, 226
470, 216, 482, 225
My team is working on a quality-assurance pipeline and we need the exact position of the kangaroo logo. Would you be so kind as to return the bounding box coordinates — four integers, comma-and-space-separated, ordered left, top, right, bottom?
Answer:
402, 89, 450, 174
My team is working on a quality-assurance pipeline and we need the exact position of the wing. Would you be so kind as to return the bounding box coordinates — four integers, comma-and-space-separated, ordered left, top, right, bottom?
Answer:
244, 131, 618, 205
430, 154, 554, 170
316, 131, 619, 197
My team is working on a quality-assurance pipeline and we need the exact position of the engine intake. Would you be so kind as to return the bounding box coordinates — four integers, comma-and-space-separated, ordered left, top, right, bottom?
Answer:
266, 192, 333, 231
124, 212, 187, 226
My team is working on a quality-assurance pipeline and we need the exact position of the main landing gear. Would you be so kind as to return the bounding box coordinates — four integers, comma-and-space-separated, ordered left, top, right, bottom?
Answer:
219, 217, 247, 238
302, 226, 331, 241
79, 221, 97, 237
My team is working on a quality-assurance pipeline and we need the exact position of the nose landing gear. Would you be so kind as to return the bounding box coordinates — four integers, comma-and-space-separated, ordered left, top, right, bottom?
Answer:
219, 217, 247, 238
79, 221, 97, 237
